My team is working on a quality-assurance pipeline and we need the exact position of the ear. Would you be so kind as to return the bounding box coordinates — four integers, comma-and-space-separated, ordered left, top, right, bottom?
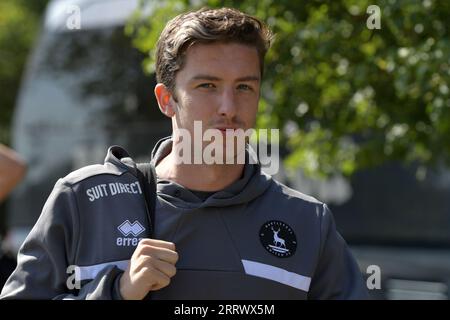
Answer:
154, 83, 176, 117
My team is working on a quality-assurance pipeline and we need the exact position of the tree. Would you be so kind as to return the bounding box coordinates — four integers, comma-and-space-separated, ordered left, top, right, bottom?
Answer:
127, 0, 449, 179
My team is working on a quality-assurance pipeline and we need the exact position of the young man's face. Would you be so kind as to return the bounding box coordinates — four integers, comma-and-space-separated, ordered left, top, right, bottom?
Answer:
157, 42, 261, 161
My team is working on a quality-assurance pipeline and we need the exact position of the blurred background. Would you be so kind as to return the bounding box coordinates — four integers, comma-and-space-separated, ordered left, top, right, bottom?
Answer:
0, 0, 449, 299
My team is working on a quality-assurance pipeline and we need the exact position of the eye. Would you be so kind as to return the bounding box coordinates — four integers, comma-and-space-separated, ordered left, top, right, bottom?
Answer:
237, 84, 253, 91
197, 83, 216, 89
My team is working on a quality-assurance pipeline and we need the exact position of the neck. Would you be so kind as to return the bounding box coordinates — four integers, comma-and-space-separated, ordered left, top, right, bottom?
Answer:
155, 151, 244, 192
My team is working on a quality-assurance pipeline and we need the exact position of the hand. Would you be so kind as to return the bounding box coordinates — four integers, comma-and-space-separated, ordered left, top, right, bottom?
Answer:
119, 238, 179, 300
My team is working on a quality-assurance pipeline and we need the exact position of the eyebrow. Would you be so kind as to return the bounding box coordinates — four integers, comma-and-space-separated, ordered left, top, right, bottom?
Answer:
190, 75, 260, 82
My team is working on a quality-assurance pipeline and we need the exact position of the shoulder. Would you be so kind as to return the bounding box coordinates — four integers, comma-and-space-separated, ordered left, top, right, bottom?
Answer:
59, 162, 127, 187
268, 178, 323, 206
263, 177, 331, 220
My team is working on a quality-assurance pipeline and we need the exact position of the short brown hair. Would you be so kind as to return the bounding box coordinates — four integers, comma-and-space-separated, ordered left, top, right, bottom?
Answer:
155, 7, 273, 94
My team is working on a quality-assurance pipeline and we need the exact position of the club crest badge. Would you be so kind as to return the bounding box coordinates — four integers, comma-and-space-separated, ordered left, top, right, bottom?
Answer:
259, 220, 297, 258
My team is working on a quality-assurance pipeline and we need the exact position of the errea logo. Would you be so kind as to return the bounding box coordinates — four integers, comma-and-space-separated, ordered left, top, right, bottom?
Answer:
118, 220, 145, 236
116, 220, 145, 247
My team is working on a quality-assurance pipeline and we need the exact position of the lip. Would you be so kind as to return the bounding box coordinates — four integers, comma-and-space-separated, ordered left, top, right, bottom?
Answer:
215, 127, 239, 131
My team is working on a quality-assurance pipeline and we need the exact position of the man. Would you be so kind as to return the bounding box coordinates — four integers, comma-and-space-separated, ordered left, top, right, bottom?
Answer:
0, 144, 26, 289
0, 144, 26, 203
1, 7, 368, 300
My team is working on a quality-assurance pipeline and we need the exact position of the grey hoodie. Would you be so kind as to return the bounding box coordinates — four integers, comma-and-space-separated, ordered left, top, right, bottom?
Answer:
0, 137, 368, 299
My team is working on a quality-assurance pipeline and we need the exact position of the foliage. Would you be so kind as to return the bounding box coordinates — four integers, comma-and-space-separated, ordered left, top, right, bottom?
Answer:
0, 0, 49, 144
128, 0, 448, 178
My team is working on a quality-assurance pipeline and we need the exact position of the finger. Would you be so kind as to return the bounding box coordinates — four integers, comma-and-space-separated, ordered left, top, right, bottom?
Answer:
150, 258, 177, 278
139, 266, 171, 291
139, 238, 176, 251
140, 246, 179, 265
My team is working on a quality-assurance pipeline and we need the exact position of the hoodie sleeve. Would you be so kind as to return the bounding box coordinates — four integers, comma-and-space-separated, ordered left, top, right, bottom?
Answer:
308, 204, 369, 300
0, 179, 124, 300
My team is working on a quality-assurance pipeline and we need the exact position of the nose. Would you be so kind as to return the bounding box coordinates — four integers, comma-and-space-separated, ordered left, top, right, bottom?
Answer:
217, 87, 237, 119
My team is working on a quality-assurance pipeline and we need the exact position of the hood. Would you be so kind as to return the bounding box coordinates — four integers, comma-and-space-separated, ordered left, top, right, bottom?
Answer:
151, 136, 272, 211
